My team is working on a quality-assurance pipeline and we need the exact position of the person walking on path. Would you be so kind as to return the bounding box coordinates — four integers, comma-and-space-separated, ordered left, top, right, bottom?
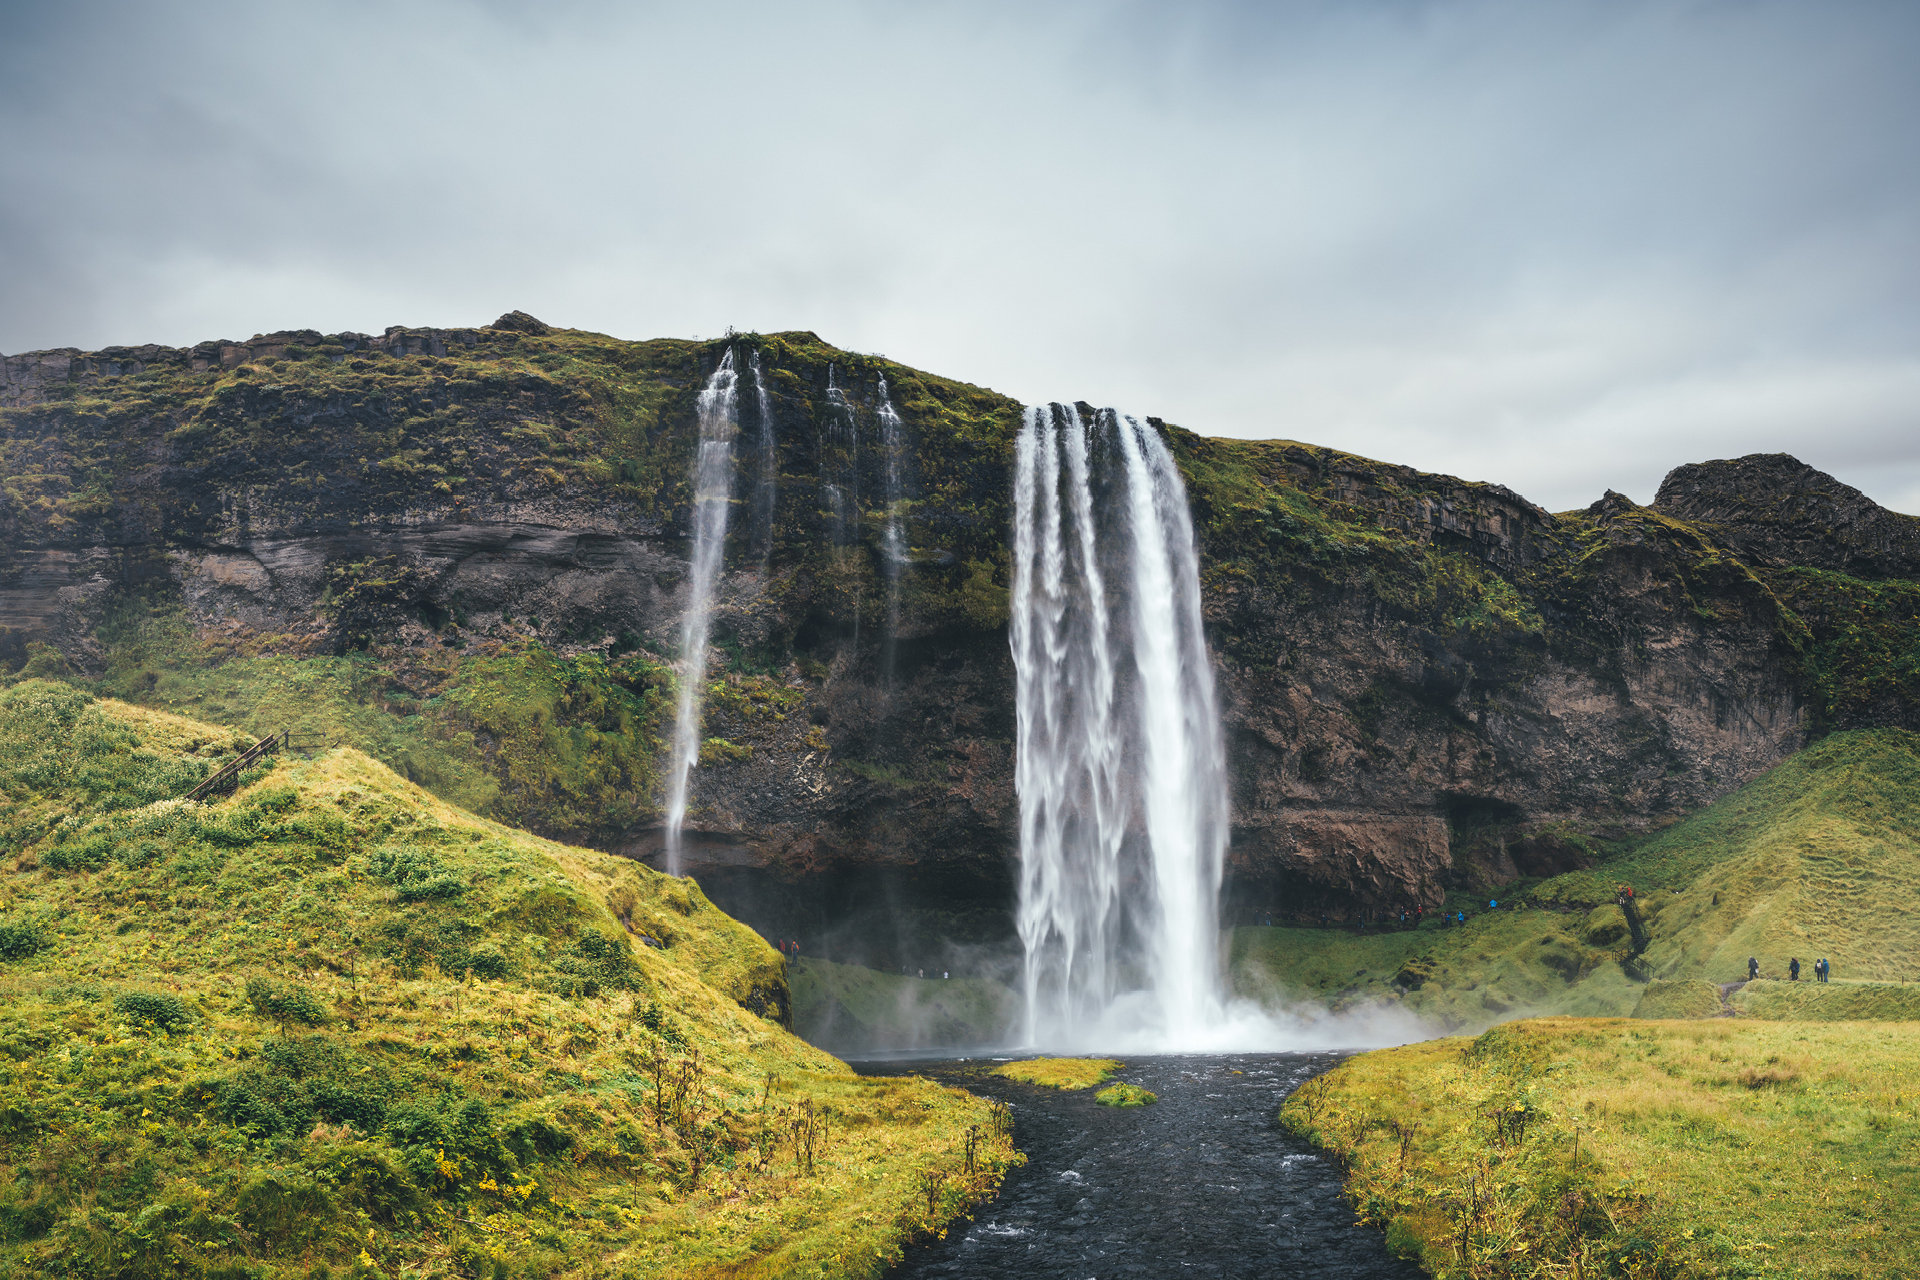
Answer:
1789, 958, 1801, 981
1817, 958, 1830, 983
1748, 956, 1760, 981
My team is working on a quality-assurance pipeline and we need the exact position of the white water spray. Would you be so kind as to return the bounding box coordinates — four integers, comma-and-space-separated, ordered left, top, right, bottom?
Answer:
1012, 405, 1230, 1048
663, 350, 739, 877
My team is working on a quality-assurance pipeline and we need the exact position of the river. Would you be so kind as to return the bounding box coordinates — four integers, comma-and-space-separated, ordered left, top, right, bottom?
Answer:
855, 1051, 1424, 1279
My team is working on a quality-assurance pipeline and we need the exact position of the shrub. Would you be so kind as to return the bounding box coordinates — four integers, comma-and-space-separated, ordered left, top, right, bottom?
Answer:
245, 976, 329, 1031
546, 931, 634, 996
0, 918, 47, 962
366, 844, 466, 902
114, 991, 195, 1032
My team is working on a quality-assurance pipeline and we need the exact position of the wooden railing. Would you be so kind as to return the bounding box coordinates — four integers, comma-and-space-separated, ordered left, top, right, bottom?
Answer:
186, 729, 288, 802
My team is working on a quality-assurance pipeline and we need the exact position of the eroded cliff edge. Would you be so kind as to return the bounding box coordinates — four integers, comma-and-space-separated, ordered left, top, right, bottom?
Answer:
4, 315, 1916, 961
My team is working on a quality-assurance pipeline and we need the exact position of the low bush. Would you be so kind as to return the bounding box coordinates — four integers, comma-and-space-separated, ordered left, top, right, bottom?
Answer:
0, 918, 48, 961
366, 843, 467, 902
244, 976, 329, 1031
113, 990, 195, 1032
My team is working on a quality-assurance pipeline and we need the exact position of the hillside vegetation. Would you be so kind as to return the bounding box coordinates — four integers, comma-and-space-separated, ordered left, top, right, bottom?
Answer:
1231, 727, 1920, 1027
0, 680, 1017, 1279
1283, 1017, 1920, 1278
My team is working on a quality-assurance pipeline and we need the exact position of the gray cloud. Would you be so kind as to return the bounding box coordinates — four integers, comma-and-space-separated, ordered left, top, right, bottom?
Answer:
3, 0, 1918, 513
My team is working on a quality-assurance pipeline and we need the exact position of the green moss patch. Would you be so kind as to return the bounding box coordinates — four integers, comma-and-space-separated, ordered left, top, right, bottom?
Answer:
990, 1058, 1121, 1090
1094, 1082, 1157, 1107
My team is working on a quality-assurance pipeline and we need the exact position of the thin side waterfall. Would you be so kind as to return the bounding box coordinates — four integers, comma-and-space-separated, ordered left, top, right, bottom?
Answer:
822, 364, 861, 645
1012, 404, 1230, 1048
876, 374, 908, 682
748, 350, 778, 572
663, 350, 740, 877
822, 364, 859, 549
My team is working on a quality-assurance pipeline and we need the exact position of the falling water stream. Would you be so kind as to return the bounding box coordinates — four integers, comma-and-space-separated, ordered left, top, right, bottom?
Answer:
1012, 405, 1233, 1049
748, 350, 778, 572
877, 375, 909, 684
662, 350, 739, 877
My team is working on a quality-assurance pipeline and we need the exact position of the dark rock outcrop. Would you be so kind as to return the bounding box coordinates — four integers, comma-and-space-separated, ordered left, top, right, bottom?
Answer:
1655, 453, 1920, 579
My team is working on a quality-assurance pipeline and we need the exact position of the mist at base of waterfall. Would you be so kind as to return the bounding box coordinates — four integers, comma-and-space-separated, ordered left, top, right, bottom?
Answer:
1012, 991, 1438, 1056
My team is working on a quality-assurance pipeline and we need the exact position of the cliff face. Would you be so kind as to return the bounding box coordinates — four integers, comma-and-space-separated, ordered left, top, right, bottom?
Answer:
3, 315, 1914, 959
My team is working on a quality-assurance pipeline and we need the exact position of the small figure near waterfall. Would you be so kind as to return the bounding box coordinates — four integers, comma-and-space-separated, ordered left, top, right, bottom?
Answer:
1790, 958, 1801, 981
1817, 957, 1830, 983
1749, 956, 1760, 981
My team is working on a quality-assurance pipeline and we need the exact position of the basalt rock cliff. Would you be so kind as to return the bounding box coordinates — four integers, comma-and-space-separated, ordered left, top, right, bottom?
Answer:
4, 315, 1917, 963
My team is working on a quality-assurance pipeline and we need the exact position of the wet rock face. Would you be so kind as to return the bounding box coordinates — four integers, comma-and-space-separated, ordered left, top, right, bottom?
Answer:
2, 324, 1913, 950
1212, 492, 1810, 916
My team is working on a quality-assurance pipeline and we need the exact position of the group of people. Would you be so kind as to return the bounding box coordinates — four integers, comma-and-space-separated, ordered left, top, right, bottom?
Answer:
1746, 955, 1833, 982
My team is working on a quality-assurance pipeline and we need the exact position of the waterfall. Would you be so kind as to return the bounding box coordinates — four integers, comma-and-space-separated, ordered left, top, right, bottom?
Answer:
876, 374, 908, 682
822, 364, 859, 551
748, 350, 778, 572
663, 350, 740, 877
1012, 404, 1230, 1048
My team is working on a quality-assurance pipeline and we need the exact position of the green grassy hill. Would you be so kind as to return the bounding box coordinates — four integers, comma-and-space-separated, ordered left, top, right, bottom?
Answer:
1285, 1016, 1920, 1278
1231, 728, 1920, 1028
0, 680, 1016, 1279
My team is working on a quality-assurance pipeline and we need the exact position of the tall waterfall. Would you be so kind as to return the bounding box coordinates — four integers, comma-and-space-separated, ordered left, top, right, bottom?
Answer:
1012, 404, 1230, 1047
663, 350, 740, 877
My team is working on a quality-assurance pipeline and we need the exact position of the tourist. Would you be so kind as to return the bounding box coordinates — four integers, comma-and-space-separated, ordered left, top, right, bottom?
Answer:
1748, 956, 1759, 981
918, 969, 924, 979
1457, 911, 1465, 926
1817, 958, 1829, 984
1789, 958, 1801, 981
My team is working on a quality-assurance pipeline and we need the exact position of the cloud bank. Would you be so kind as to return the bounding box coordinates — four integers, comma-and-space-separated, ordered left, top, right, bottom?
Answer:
3, 0, 1917, 512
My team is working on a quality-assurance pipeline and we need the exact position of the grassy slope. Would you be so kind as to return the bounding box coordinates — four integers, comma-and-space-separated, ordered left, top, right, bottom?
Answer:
1283, 1017, 1920, 1279
0, 681, 1016, 1279
789, 958, 1018, 1051
1230, 727, 1920, 1029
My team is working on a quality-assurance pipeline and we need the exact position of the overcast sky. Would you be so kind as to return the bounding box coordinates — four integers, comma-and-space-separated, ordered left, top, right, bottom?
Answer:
4, 0, 1917, 514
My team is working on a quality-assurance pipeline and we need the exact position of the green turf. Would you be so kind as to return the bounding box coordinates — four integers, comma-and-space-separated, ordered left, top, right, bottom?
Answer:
1731, 978, 1920, 1021
1289, 1017, 1920, 1278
